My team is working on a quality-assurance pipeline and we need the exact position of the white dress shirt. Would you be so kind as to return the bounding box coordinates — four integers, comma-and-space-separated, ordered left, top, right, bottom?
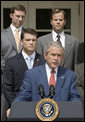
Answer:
52, 30, 65, 48
22, 50, 36, 69
45, 63, 58, 84
10, 24, 22, 40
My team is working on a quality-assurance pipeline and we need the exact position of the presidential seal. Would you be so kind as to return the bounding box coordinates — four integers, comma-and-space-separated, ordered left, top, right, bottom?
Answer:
35, 98, 59, 121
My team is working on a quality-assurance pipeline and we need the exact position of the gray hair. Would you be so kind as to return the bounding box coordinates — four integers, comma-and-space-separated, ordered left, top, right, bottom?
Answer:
44, 41, 65, 56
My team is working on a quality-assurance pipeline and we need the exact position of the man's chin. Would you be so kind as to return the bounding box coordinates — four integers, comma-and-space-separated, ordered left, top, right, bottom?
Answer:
51, 65, 58, 69
16, 24, 22, 28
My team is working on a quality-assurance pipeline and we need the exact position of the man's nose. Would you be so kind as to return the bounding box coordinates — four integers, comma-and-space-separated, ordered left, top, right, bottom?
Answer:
19, 16, 23, 21
57, 19, 60, 23
30, 40, 33, 44
54, 55, 58, 60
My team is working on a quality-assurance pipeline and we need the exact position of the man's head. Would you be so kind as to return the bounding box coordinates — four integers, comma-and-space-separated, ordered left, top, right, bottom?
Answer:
50, 8, 66, 34
44, 41, 64, 69
10, 4, 26, 28
20, 28, 37, 55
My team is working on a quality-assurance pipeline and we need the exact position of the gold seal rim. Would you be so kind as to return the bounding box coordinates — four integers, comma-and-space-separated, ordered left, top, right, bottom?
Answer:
35, 98, 59, 121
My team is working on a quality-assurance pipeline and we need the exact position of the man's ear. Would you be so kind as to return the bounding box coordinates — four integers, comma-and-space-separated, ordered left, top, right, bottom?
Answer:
44, 52, 48, 61
61, 55, 64, 63
50, 19, 52, 26
44, 52, 46, 60
64, 19, 66, 26
10, 13, 13, 19
20, 40, 23, 45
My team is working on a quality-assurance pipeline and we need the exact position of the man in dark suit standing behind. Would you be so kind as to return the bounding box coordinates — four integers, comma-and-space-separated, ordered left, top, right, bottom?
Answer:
36, 8, 79, 71
2, 28, 45, 120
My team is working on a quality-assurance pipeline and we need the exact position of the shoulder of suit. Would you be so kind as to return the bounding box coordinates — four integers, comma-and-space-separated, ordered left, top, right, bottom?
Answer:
64, 67, 75, 74
24, 64, 44, 75
38, 33, 51, 40
36, 52, 44, 57
1, 27, 11, 33
30, 64, 45, 71
58, 66, 76, 76
35, 52, 45, 61
67, 69, 76, 77
36, 52, 41, 56
5, 53, 21, 63
65, 34, 79, 41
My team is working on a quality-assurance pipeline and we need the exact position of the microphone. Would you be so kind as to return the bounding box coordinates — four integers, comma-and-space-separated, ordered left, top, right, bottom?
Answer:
38, 85, 46, 99
49, 85, 55, 99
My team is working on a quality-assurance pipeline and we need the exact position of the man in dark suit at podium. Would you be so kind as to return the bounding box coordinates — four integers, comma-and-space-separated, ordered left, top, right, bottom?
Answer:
2, 28, 45, 119
7, 41, 81, 118
13, 41, 81, 103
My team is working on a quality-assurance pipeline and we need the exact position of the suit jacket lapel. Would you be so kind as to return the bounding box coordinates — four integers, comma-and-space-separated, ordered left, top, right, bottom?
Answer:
17, 53, 28, 70
33, 52, 41, 66
37, 65, 66, 99
6, 27, 17, 51
54, 67, 66, 100
38, 66, 66, 99
49, 33, 53, 42
38, 65, 49, 97
62, 34, 72, 66
6, 27, 22, 52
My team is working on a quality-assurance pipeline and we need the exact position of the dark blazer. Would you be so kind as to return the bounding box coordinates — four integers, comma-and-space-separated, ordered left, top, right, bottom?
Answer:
3, 52, 45, 106
14, 65, 81, 102
36, 33, 79, 71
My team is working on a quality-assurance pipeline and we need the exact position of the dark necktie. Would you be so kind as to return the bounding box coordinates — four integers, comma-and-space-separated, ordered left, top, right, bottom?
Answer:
49, 69, 56, 87
57, 34, 61, 44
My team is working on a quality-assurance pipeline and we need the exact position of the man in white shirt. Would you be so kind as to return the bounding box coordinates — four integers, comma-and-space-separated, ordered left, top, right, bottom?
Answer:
1, 4, 26, 94
36, 8, 79, 71
1, 4, 26, 74
1, 5, 26, 121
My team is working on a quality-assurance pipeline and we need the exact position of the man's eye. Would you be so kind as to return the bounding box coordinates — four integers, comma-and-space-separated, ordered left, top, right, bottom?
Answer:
16, 15, 20, 18
25, 40, 30, 41
52, 54, 56, 56
59, 19, 63, 21
32, 39, 36, 42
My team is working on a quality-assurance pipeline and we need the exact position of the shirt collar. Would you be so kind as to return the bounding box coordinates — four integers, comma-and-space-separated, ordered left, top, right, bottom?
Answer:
58, 31, 65, 39
52, 30, 65, 40
52, 30, 57, 40
22, 50, 36, 60
30, 51, 36, 60
10, 24, 22, 32
45, 63, 58, 74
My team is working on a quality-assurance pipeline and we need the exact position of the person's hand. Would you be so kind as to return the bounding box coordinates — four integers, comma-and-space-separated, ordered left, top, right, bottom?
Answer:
6, 108, 11, 118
